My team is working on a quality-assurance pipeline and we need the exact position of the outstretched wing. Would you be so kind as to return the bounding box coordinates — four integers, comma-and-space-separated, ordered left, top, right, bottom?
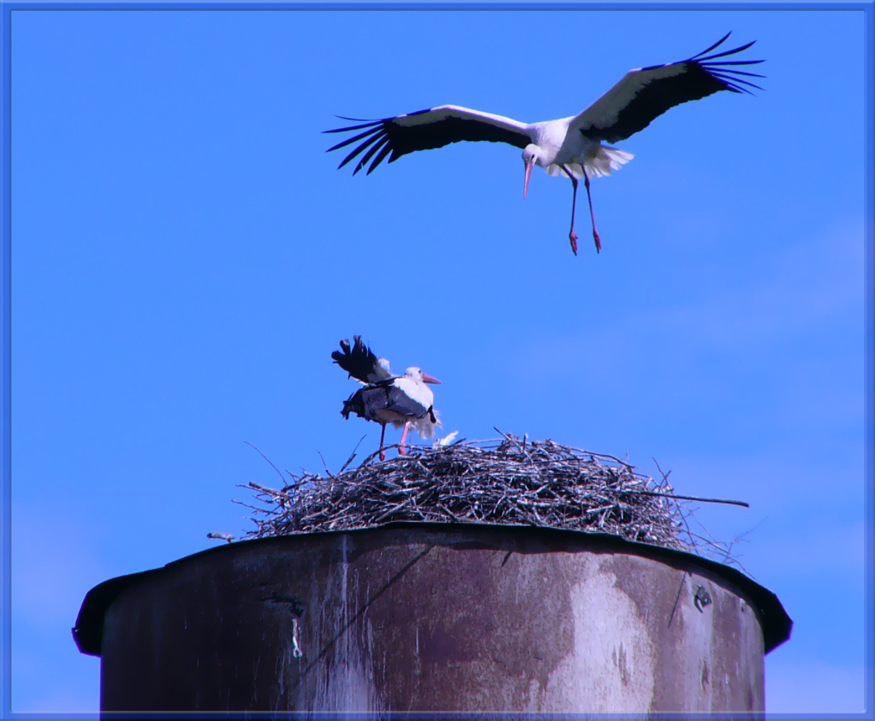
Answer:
573, 33, 765, 144
325, 105, 533, 176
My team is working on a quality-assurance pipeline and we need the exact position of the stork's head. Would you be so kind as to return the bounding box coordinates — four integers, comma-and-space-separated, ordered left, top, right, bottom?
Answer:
405, 367, 441, 385
522, 144, 542, 200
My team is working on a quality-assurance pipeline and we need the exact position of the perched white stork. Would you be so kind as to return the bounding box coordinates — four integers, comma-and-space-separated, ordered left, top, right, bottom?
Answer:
332, 336, 442, 461
326, 33, 763, 255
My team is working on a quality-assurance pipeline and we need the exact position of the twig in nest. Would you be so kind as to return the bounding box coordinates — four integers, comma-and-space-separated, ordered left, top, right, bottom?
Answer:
316, 450, 335, 479
244, 441, 285, 484
339, 435, 367, 474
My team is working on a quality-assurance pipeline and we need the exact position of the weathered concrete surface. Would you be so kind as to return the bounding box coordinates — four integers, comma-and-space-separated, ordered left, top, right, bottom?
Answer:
83, 524, 789, 714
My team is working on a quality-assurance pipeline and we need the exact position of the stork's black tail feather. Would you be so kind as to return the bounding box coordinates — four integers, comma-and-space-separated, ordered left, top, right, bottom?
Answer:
340, 388, 366, 420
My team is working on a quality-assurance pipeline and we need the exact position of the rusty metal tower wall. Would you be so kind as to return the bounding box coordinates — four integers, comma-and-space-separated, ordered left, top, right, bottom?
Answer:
73, 524, 791, 714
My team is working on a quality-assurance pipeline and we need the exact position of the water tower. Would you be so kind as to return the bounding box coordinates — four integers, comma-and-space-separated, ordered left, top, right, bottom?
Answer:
74, 439, 791, 714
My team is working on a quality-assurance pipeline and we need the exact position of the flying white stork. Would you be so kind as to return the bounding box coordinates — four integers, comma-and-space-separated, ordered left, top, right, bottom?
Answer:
332, 336, 442, 461
326, 33, 763, 255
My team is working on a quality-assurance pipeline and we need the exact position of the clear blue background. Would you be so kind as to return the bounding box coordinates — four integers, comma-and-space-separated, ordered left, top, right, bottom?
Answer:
7, 6, 870, 714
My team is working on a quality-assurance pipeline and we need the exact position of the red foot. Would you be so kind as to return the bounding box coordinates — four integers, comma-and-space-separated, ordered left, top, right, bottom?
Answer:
569, 230, 578, 256
592, 229, 602, 254
379, 449, 386, 461
398, 446, 407, 456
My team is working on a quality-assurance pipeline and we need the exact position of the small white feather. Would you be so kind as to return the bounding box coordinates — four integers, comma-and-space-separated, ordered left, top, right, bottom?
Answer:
433, 430, 459, 448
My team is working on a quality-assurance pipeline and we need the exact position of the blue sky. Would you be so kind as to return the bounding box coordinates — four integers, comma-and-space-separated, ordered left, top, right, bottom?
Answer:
4, 4, 871, 715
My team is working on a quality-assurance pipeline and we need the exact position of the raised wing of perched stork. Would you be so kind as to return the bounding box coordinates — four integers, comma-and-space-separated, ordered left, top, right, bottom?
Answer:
332, 335, 392, 384
326, 33, 764, 255
333, 336, 442, 461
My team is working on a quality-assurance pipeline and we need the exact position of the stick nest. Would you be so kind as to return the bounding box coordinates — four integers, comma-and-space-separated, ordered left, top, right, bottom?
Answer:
237, 434, 734, 559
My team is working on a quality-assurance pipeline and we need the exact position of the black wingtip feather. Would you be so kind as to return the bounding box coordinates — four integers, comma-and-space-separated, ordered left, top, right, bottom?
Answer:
692, 31, 733, 59
338, 137, 378, 171
706, 59, 766, 67
708, 71, 764, 92
367, 142, 394, 175
324, 119, 383, 135
354, 135, 390, 174
697, 39, 757, 63
326, 126, 383, 153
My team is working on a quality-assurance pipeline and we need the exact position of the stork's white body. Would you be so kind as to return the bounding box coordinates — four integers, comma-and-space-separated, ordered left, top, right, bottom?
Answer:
500, 115, 632, 182
359, 367, 441, 439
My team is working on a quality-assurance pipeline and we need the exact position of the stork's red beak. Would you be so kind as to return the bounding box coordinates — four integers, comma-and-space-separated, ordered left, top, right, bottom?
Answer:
523, 159, 533, 200
421, 372, 441, 385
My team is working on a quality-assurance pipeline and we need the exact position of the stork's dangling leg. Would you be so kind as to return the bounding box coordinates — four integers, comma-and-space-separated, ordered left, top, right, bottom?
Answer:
562, 165, 579, 256
582, 167, 602, 253
398, 421, 412, 456
379, 424, 387, 462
